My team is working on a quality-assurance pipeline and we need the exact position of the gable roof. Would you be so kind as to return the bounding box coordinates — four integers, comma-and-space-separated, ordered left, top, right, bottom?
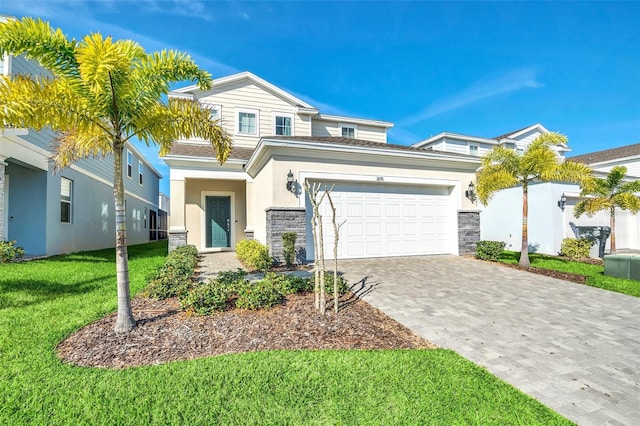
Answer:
493, 123, 549, 141
569, 143, 640, 164
170, 71, 318, 112
165, 144, 254, 161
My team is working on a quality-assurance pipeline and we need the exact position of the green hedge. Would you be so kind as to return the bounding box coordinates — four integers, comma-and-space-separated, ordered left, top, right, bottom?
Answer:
0, 240, 25, 263
475, 240, 506, 262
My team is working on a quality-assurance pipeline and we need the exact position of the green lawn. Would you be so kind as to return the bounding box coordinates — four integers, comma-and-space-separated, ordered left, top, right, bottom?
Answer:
500, 251, 640, 297
0, 242, 571, 425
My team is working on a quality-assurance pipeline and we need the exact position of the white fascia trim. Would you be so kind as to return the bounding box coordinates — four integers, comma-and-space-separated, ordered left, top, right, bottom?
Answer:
316, 114, 394, 129
296, 106, 319, 115
125, 142, 162, 178
414, 132, 497, 148
501, 123, 549, 141
1, 127, 28, 137
245, 138, 481, 177
69, 164, 160, 209
167, 92, 194, 100
169, 167, 252, 182
162, 154, 246, 165
170, 71, 316, 110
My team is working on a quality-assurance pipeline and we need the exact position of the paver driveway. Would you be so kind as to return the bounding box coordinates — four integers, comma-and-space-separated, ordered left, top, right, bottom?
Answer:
339, 256, 640, 426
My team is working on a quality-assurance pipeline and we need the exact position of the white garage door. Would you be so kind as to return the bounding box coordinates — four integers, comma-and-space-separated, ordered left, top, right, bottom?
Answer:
306, 182, 454, 260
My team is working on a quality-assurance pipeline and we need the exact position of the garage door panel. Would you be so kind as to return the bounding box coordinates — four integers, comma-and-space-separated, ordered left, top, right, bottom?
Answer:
307, 182, 454, 259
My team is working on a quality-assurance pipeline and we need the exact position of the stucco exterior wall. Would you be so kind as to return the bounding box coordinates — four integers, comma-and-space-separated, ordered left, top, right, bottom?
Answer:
184, 178, 247, 250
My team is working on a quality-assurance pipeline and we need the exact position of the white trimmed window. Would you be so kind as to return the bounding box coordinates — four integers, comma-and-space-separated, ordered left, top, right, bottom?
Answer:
138, 162, 143, 185
203, 103, 221, 121
127, 150, 133, 178
469, 144, 479, 156
236, 108, 259, 136
273, 113, 293, 136
60, 177, 73, 223
340, 123, 357, 139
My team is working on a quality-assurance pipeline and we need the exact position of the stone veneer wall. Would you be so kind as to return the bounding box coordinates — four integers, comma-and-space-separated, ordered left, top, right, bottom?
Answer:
168, 230, 188, 252
0, 160, 5, 242
458, 210, 480, 255
265, 207, 306, 264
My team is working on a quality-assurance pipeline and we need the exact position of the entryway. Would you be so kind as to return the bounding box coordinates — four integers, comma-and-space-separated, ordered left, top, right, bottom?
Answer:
205, 196, 231, 248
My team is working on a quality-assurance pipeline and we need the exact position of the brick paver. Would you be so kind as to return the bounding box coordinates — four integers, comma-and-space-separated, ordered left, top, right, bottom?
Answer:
339, 255, 640, 426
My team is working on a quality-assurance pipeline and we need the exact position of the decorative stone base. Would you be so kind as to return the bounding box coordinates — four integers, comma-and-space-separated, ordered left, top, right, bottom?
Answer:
265, 207, 306, 264
458, 210, 480, 255
168, 230, 188, 252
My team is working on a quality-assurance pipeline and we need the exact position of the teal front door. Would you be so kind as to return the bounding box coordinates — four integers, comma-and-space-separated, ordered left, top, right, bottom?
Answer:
205, 196, 231, 248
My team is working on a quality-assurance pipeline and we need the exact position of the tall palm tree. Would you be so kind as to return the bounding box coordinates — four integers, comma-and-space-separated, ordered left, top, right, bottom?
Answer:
0, 17, 232, 332
574, 166, 640, 254
476, 133, 593, 267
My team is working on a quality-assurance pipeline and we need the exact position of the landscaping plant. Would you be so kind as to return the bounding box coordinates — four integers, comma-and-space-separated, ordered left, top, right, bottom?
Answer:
235, 239, 273, 271
559, 238, 594, 259
144, 244, 199, 300
476, 133, 593, 267
282, 232, 297, 267
574, 165, 640, 253
0, 240, 25, 263
475, 240, 506, 262
0, 17, 232, 332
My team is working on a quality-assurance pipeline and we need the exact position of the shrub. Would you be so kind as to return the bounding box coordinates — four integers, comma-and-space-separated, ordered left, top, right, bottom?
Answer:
235, 279, 284, 310
143, 244, 199, 300
235, 239, 273, 271
215, 268, 248, 289
475, 240, 506, 262
262, 272, 312, 295
282, 232, 297, 267
0, 240, 25, 263
179, 280, 230, 315
323, 272, 349, 295
560, 238, 595, 259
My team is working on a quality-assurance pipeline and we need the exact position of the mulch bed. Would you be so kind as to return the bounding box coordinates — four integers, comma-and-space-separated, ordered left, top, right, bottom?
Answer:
499, 262, 588, 284
57, 292, 434, 369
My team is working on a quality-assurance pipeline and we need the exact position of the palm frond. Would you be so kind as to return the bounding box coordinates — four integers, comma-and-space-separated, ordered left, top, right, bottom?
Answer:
51, 127, 112, 170
0, 17, 79, 79
612, 192, 640, 213
573, 198, 612, 218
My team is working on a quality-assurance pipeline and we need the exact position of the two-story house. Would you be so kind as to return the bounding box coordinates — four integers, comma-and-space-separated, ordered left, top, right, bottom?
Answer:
164, 72, 482, 261
0, 22, 164, 256
413, 123, 571, 159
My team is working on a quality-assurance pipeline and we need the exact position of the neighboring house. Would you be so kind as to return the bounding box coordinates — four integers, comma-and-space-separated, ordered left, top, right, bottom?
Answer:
413, 123, 571, 159
164, 71, 481, 261
0, 36, 164, 256
459, 125, 639, 256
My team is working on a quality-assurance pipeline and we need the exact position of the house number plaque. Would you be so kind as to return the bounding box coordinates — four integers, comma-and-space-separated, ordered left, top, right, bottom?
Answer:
376, 176, 384, 182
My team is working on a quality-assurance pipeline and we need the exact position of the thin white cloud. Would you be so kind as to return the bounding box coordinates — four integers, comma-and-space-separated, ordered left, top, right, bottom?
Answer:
400, 68, 543, 126
387, 127, 421, 146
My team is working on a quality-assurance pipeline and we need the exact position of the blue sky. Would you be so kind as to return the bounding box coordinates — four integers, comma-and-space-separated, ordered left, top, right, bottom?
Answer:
2, 0, 639, 194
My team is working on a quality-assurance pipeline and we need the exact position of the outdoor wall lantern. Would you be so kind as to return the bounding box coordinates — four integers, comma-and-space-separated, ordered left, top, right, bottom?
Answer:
558, 193, 567, 211
465, 181, 477, 203
286, 170, 295, 193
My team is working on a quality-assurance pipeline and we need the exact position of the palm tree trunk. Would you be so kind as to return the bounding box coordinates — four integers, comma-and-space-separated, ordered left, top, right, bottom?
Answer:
609, 206, 616, 254
113, 144, 136, 333
519, 184, 530, 267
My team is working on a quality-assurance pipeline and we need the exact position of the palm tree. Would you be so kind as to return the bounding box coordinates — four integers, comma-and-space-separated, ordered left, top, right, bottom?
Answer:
574, 166, 640, 254
476, 133, 593, 267
0, 17, 232, 332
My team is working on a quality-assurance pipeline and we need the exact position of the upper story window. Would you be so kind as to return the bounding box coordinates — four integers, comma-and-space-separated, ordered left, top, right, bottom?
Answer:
274, 113, 293, 136
138, 162, 144, 185
340, 123, 357, 139
60, 177, 73, 223
469, 145, 479, 156
127, 150, 133, 178
236, 108, 259, 136
204, 103, 221, 121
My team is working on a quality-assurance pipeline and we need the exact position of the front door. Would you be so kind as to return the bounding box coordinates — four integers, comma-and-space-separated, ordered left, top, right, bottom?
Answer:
205, 196, 231, 248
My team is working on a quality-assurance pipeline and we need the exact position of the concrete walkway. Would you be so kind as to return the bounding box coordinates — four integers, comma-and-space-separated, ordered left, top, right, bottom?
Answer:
339, 256, 640, 426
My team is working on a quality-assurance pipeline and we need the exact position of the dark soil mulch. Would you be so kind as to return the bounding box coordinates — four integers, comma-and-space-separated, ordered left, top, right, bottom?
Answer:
57, 292, 434, 369
499, 263, 588, 284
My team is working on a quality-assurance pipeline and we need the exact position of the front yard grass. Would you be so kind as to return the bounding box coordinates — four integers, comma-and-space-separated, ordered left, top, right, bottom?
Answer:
0, 242, 571, 425
500, 251, 640, 297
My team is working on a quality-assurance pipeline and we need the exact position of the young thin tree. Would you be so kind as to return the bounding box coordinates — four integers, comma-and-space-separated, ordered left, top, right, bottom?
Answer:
325, 188, 345, 314
0, 18, 232, 332
304, 181, 327, 314
476, 133, 593, 267
574, 166, 640, 253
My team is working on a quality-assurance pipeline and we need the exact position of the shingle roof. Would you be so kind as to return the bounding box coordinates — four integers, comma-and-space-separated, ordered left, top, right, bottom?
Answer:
167, 143, 254, 160
266, 136, 476, 158
493, 124, 537, 140
569, 143, 640, 164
